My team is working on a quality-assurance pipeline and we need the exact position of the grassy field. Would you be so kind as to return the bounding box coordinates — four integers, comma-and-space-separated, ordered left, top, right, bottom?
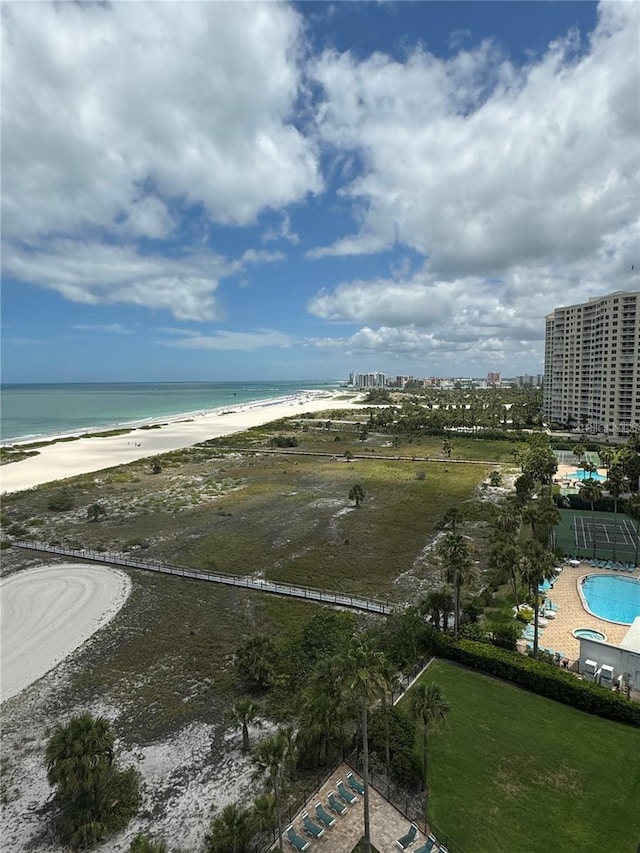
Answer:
406, 661, 640, 853
0, 421, 504, 739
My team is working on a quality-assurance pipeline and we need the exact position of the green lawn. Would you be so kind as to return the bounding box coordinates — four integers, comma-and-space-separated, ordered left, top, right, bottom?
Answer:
406, 661, 640, 853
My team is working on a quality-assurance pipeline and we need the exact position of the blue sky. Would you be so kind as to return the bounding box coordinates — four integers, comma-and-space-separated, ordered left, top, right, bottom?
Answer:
1, 1, 638, 382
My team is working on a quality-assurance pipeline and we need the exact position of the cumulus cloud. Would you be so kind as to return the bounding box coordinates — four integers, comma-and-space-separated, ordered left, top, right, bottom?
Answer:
2, 241, 233, 321
310, 2, 640, 280
1, 2, 319, 240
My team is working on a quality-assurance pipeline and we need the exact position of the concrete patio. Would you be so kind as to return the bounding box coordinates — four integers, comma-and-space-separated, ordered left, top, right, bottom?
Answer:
278, 763, 441, 853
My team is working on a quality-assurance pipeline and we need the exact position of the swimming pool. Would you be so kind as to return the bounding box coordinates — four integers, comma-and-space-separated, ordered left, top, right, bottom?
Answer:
580, 575, 640, 624
568, 469, 607, 481
573, 628, 606, 641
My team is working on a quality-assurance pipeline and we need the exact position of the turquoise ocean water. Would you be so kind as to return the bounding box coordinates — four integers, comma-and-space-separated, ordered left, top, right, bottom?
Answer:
0, 381, 340, 443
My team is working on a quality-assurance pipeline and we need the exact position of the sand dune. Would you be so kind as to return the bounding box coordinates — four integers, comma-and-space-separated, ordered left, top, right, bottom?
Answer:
0, 564, 131, 702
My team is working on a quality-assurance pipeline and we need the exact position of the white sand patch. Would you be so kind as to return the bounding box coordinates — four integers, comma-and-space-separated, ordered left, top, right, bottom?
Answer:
1, 564, 131, 702
1, 392, 361, 493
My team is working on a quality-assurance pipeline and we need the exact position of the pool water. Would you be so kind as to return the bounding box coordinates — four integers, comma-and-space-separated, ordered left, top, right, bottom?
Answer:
581, 575, 640, 623
573, 628, 606, 641
568, 469, 607, 481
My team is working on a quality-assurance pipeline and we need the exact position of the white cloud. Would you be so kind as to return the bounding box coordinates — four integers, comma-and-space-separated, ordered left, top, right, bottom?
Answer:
2, 241, 233, 322
161, 329, 294, 351
303, 2, 639, 372
1, 1, 320, 242
72, 323, 133, 335
310, 2, 640, 281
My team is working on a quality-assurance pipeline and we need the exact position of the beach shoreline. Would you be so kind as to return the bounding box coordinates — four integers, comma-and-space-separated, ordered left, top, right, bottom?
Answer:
0, 390, 361, 494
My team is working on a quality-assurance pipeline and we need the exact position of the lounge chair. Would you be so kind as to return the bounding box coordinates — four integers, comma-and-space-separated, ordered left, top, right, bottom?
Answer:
396, 822, 419, 850
414, 835, 438, 853
327, 791, 348, 816
314, 801, 336, 827
302, 812, 324, 839
337, 778, 358, 804
286, 824, 310, 852
347, 771, 365, 795
439, 846, 449, 853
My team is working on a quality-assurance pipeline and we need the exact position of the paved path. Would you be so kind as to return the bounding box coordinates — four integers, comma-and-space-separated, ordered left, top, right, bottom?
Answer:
11, 540, 392, 616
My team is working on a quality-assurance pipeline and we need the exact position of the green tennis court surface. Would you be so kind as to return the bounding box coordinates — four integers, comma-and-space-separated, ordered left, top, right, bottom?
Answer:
555, 509, 640, 561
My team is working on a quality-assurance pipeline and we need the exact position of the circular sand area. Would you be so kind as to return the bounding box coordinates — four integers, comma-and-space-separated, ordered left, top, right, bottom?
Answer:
1, 564, 131, 702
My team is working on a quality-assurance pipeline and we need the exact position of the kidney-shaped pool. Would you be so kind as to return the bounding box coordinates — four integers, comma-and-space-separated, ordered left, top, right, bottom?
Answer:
580, 574, 640, 624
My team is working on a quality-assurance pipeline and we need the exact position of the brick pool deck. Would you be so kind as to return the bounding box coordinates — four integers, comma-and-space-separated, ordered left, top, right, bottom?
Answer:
516, 560, 640, 661
279, 763, 440, 852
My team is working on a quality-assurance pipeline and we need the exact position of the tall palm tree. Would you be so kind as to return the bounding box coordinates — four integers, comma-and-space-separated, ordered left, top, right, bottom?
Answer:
251, 791, 277, 845
523, 497, 560, 548
420, 588, 454, 631
206, 803, 254, 853
604, 465, 629, 524
338, 635, 388, 853
579, 479, 603, 521
297, 677, 346, 767
489, 540, 522, 610
227, 698, 262, 753
46, 713, 114, 801
409, 682, 449, 808
518, 542, 557, 658
251, 728, 296, 852
436, 531, 475, 638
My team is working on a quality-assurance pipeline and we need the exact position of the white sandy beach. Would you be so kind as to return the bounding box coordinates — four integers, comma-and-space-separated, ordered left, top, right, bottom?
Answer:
0, 564, 131, 702
1, 390, 359, 493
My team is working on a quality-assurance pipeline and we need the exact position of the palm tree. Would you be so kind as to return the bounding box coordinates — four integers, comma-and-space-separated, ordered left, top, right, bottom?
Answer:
420, 588, 453, 631
235, 635, 277, 690
604, 465, 629, 523
338, 635, 388, 853
579, 479, 603, 518
46, 713, 114, 801
349, 483, 366, 507
227, 698, 262, 753
409, 682, 449, 809
252, 728, 297, 852
436, 531, 475, 638
441, 505, 465, 531
206, 803, 254, 853
129, 835, 167, 853
442, 438, 452, 458
489, 540, 522, 610
572, 443, 586, 465
518, 543, 557, 658
251, 792, 276, 836
523, 497, 560, 547
297, 676, 346, 767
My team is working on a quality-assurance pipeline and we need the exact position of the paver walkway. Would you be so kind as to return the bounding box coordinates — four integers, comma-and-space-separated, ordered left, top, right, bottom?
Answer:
516, 560, 638, 660
280, 763, 435, 852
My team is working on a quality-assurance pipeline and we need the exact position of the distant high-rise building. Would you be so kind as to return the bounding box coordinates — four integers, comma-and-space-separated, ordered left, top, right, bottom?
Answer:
349, 371, 386, 388
487, 372, 501, 384
543, 291, 639, 436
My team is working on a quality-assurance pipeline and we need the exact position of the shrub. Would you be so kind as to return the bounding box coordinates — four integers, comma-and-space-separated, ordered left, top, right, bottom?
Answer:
427, 629, 640, 726
48, 490, 75, 512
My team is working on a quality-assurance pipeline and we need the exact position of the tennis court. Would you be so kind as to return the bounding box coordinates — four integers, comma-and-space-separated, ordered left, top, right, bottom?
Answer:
553, 449, 602, 467
555, 509, 640, 561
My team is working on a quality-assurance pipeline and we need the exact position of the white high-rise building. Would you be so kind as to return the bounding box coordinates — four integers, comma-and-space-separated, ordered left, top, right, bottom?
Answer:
543, 291, 639, 436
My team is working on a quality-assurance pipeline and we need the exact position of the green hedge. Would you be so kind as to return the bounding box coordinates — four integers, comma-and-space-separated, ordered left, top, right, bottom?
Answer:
427, 631, 640, 727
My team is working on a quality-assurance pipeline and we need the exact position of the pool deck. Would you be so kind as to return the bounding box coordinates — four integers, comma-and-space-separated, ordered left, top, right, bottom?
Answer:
278, 763, 435, 852
517, 561, 640, 660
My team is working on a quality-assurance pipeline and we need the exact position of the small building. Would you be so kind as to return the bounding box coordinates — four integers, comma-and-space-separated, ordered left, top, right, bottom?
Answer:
578, 617, 640, 699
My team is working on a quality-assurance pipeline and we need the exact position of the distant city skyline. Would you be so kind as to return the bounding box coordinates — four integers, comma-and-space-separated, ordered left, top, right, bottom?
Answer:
2, 1, 638, 382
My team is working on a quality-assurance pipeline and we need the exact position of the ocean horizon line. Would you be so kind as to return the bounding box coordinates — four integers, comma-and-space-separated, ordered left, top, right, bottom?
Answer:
1, 380, 345, 444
